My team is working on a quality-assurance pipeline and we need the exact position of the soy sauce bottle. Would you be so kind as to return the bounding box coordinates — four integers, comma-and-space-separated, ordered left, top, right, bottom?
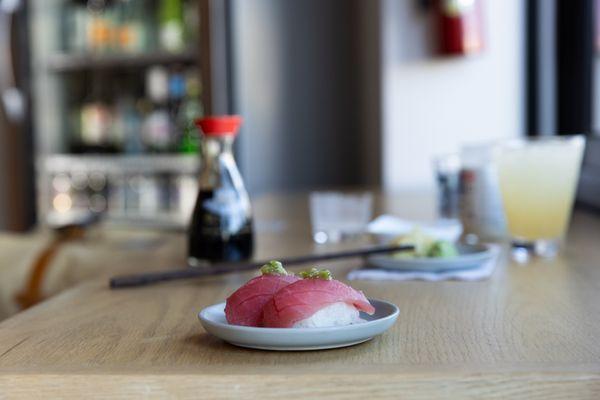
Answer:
188, 115, 253, 266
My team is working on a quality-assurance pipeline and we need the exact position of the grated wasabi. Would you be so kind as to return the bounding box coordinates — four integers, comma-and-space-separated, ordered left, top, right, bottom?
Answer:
427, 240, 459, 258
260, 260, 289, 276
392, 229, 458, 259
298, 267, 333, 280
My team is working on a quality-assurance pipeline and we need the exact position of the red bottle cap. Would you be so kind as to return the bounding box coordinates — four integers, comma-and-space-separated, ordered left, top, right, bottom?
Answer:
194, 115, 243, 136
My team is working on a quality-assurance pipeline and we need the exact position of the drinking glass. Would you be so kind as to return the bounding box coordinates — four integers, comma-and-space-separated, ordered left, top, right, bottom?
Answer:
494, 135, 585, 259
309, 192, 373, 244
433, 153, 461, 219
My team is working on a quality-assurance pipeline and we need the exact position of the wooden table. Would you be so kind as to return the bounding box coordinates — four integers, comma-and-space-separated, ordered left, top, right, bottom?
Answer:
0, 193, 599, 399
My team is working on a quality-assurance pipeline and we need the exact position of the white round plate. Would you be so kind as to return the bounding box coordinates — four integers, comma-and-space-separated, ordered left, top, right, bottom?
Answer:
367, 243, 493, 272
198, 299, 399, 351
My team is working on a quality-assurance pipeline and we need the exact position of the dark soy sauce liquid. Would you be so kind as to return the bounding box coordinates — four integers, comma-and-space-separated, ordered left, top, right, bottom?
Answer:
188, 189, 254, 264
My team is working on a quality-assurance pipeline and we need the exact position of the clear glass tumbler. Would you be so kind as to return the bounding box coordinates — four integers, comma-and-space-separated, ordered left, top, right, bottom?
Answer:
494, 135, 585, 259
309, 192, 373, 244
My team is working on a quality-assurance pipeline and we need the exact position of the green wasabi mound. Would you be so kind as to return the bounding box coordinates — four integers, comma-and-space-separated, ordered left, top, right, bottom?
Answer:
427, 240, 459, 258
298, 267, 333, 280
260, 260, 289, 276
392, 228, 459, 259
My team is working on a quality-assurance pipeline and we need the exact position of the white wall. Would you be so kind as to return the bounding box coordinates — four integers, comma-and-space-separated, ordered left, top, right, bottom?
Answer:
381, 0, 525, 190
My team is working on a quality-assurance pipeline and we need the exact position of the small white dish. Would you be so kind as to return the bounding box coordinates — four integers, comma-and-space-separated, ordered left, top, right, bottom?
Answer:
367, 243, 493, 272
198, 299, 399, 351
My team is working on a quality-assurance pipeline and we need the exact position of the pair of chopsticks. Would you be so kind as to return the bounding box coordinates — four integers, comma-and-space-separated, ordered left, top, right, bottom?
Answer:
109, 244, 414, 289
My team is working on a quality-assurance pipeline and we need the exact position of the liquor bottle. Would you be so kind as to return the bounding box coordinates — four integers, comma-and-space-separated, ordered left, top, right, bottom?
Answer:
116, 0, 148, 53
158, 0, 185, 52
76, 77, 116, 153
114, 96, 143, 154
167, 68, 186, 141
183, 0, 200, 45
87, 0, 111, 53
142, 66, 172, 151
188, 116, 254, 265
79, 101, 113, 151
177, 71, 203, 154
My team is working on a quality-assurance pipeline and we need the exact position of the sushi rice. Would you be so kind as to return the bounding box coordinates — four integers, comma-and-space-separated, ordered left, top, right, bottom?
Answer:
292, 302, 366, 328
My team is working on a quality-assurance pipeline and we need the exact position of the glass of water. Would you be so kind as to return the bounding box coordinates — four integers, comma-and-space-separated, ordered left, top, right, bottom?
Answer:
309, 191, 373, 244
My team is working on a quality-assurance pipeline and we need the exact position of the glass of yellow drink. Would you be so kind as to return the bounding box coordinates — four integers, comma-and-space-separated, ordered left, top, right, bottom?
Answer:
495, 135, 585, 259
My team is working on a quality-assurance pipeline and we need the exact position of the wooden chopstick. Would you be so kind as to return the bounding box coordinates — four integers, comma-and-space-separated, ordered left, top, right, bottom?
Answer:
109, 244, 414, 289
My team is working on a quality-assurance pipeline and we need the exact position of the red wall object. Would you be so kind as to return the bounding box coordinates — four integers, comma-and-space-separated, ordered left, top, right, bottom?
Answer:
438, 0, 484, 55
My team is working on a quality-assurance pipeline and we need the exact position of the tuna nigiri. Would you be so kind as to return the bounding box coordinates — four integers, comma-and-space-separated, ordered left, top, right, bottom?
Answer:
225, 261, 299, 326
262, 268, 375, 328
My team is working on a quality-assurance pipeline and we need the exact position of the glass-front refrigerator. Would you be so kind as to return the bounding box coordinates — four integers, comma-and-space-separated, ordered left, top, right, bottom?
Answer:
28, 0, 221, 228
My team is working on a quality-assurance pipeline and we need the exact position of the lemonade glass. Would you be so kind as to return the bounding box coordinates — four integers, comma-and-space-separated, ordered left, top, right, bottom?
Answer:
495, 135, 585, 259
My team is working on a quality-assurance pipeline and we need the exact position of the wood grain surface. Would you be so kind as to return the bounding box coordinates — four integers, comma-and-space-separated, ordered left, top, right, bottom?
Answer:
0, 192, 599, 399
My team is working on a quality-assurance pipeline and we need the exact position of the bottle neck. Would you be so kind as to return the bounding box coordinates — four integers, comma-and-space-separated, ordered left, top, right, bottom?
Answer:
199, 134, 238, 190
202, 135, 234, 159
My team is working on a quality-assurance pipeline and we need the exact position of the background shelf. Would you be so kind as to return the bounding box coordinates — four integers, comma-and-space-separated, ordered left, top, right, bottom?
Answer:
41, 154, 200, 174
47, 50, 199, 73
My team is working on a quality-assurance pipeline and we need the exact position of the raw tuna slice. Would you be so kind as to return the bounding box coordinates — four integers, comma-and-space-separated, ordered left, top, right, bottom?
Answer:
262, 272, 375, 328
225, 262, 299, 327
